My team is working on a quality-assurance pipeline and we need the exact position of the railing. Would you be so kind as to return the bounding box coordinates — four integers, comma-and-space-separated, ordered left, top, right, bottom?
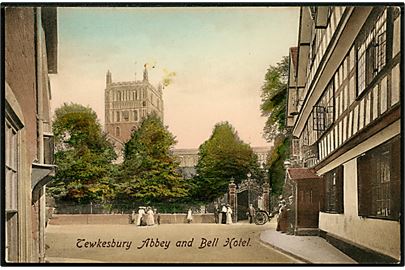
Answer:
50, 201, 217, 215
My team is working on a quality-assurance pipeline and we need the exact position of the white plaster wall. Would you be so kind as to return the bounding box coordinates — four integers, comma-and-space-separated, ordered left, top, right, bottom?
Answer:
319, 120, 401, 260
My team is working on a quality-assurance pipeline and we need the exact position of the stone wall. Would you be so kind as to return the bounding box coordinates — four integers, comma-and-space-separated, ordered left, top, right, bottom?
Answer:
49, 214, 215, 225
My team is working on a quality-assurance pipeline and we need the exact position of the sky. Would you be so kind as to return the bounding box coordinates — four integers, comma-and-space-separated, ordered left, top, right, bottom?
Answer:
50, 7, 299, 149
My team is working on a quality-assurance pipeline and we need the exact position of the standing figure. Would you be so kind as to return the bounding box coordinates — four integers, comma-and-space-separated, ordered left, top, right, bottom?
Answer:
187, 208, 193, 224
146, 207, 155, 226
226, 204, 233, 224
157, 210, 161, 225
136, 207, 146, 226
220, 204, 227, 224
276, 200, 288, 232
248, 204, 256, 224
287, 195, 295, 235
130, 210, 136, 224
214, 205, 219, 224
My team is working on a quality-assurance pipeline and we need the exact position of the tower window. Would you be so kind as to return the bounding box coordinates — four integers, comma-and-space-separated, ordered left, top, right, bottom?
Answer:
142, 101, 146, 107
117, 91, 121, 101
115, 126, 120, 137
123, 111, 129, 121
116, 111, 120, 122
134, 110, 138, 121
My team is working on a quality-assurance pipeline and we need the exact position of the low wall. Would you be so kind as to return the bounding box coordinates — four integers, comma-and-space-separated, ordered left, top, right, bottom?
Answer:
49, 213, 215, 225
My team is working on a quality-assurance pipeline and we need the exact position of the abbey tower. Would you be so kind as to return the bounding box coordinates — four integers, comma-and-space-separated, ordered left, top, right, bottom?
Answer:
104, 66, 164, 161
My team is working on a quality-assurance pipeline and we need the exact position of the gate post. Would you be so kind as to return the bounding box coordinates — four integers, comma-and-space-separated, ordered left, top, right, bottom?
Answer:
228, 178, 237, 223
262, 181, 270, 213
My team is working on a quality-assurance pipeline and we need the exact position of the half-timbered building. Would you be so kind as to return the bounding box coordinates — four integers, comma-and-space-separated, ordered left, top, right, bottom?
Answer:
286, 6, 401, 263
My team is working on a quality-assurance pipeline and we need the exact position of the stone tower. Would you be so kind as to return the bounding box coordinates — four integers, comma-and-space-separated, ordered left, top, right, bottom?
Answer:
104, 66, 164, 153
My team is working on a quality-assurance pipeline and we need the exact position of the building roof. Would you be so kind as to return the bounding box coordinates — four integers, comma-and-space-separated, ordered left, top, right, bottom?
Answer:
287, 167, 321, 180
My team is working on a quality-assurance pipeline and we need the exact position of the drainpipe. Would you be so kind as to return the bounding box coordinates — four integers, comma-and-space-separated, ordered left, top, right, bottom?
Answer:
35, 7, 46, 263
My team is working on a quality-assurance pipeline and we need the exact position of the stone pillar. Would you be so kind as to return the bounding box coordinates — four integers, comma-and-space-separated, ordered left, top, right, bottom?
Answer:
262, 181, 270, 213
228, 178, 237, 223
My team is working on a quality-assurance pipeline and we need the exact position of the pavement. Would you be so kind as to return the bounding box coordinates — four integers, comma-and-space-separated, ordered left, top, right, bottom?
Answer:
259, 218, 357, 264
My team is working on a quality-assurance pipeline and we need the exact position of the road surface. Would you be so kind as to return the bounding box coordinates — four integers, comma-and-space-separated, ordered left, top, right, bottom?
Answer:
45, 221, 300, 263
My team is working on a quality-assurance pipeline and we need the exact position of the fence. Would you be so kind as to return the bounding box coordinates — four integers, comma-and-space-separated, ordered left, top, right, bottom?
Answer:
51, 201, 217, 215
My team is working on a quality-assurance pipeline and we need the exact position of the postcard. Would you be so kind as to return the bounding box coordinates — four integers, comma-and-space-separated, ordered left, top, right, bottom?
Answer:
2, 3, 403, 265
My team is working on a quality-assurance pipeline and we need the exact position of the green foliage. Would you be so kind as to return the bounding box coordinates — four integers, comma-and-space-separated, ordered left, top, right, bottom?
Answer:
48, 103, 117, 203
260, 56, 289, 142
260, 57, 290, 196
266, 135, 291, 195
193, 122, 263, 202
117, 113, 188, 203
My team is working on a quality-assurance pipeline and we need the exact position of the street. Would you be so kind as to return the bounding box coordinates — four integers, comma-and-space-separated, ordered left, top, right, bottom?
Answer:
45, 221, 300, 263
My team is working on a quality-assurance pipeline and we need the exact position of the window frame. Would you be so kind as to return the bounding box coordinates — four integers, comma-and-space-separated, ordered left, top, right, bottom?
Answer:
357, 136, 400, 220
5, 98, 23, 263
356, 8, 388, 97
323, 165, 344, 214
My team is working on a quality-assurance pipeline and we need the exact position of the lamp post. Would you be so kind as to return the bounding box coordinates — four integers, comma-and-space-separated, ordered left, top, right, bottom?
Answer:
247, 172, 252, 207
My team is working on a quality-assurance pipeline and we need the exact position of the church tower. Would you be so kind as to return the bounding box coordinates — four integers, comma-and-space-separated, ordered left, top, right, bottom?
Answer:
104, 65, 164, 162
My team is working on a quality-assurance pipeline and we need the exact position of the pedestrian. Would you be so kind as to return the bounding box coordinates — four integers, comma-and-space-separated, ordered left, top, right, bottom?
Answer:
153, 208, 157, 224
276, 200, 288, 232
130, 210, 136, 224
146, 207, 155, 226
248, 204, 256, 224
226, 204, 233, 224
157, 210, 161, 225
187, 208, 193, 224
136, 207, 146, 226
220, 204, 227, 224
287, 195, 295, 235
214, 204, 219, 224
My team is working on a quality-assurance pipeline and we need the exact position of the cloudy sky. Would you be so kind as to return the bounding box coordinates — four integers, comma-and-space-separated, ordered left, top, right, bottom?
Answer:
50, 6, 299, 149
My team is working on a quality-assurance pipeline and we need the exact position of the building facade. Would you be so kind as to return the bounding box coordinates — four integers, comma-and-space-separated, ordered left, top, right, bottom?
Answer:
172, 147, 271, 179
286, 6, 401, 262
4, 7, 58, 262
104, 67, 163, 145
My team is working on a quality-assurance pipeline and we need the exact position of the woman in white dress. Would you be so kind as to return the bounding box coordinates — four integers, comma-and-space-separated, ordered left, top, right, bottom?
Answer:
187, 208, 193, 224
146, 207, 155, 226
226, 205, 233, 224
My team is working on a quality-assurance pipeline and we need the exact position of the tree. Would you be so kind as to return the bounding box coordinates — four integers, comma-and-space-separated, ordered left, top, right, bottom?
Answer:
193, 122, 262, 202
116, 113, 188, 202
260, 56, 289, 142
260, 57, 290, 196
47, 103, 117, 203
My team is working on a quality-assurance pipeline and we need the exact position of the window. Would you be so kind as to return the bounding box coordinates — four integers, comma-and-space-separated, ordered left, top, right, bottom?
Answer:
357, 136, 400, 220
133, 110, 138, 121
117, 91, 121, 101
5, 119, 20, 262
357, 9, 387, 96
313, 82, 334, 134
142, 101, 146, 107
116, 111, 120, 122
115, 126, 120, 137
313, 106, 325, 132
122, 111, 129, 122
43, 133, 54, 165
323, 165, 343, 213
